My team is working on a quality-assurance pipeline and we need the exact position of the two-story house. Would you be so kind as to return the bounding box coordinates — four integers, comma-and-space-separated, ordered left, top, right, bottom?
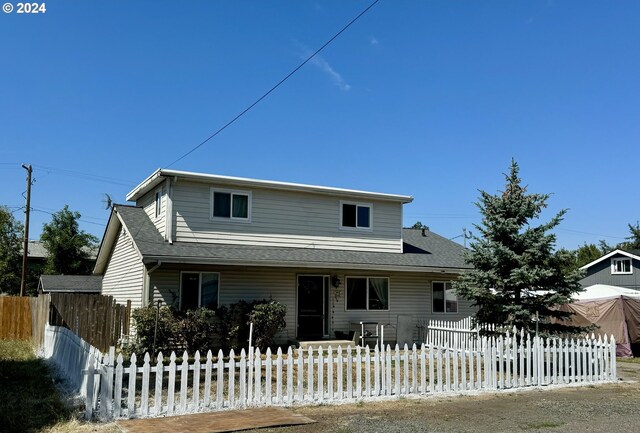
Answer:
94, 169, 473, 344
580, 249, 640, 291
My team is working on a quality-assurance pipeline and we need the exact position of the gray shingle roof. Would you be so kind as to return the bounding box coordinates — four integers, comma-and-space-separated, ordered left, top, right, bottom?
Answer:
114, 205, 470, 272
38, 275, 102, 293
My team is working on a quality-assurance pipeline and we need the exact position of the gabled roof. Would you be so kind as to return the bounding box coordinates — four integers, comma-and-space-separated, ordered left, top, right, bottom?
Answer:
95, 205, 470, 274
38, 275, 102, 293
126, 169, 414, 204
579, 249, 640, 270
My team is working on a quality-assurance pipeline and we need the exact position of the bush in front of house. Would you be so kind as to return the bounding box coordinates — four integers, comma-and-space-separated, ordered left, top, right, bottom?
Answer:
173, 307, 219, 353
126, 305, 178, 356
248, 300, 287, 351
124, 299, 287, 356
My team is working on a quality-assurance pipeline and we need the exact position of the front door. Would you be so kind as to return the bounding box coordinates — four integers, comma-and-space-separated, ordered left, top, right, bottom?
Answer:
297, 275, 329, 340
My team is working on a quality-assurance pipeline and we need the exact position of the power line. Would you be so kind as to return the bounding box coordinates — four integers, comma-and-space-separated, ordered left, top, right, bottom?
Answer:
32, 164, 136, 187
165, 0, 381, 168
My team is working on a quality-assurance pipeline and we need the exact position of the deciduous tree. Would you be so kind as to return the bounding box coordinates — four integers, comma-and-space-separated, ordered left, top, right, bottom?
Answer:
0, 206, 23, 294
40, 205, 98, 275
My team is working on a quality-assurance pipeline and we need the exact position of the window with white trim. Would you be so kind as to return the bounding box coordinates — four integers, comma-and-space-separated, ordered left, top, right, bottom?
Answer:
180, 272, 219, 310
341, 202, 371, 229
155, 190, 162, 218
346, 277, 389, 310
612, 258, 632, 274
211, 189, 250, 221
433, 281, 458, 313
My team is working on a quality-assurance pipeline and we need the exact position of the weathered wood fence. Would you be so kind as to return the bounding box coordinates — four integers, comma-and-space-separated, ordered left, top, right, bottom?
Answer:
0, 295, 49, 346
48, 293, 131, 352
0, 294, 131, 352
85, 329, 616, 420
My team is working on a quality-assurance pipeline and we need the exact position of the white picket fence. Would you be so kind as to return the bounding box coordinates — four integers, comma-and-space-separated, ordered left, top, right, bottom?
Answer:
427, 317, 479, 350
42, 324, 104, 412
86, 329, 617, 420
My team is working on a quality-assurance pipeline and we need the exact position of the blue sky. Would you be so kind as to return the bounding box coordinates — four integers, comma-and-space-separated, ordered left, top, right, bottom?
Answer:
1, 1, 638, 249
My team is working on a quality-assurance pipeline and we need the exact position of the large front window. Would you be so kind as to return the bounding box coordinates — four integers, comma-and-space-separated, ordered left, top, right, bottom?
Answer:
433, 281, 457, 313
346, 277, 389, 310
211, 189, 250, 220
180, 272, 219, 310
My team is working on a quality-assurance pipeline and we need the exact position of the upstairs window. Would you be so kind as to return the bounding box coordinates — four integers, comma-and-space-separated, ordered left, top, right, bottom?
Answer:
155, 190, 162, 218
612, 258, 632, 274
341, 202, 371, 229
211, 189, 250, 221
433, 281, 458, 313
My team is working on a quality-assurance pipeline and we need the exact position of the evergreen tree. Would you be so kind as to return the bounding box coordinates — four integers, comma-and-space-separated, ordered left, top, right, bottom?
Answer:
454, 160, 584, 334
0, 206, 24, 294
40, 205, 98, 275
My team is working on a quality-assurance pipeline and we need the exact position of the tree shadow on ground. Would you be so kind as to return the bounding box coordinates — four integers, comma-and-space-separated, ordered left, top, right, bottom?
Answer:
0, 356, 70, 433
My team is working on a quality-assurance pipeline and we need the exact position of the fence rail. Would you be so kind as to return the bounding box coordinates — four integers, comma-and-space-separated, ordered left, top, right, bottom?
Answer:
85, 329, 616, 420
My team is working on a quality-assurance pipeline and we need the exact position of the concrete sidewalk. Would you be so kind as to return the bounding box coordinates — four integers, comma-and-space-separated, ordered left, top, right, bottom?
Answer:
117, 407, 315, 433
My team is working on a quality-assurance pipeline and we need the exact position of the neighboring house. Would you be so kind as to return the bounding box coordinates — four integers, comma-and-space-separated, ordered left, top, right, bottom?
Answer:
94, 169, 473, 344
26, 240, 99, 270
580, 249, 640, 291
38, 275, 103, 294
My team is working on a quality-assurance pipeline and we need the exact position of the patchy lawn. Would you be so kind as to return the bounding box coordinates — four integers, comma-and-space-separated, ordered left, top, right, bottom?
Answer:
0, 340, 118, 433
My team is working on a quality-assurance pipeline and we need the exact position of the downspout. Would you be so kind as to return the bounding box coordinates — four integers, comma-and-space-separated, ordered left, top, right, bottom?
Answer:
145, 261, 162, 306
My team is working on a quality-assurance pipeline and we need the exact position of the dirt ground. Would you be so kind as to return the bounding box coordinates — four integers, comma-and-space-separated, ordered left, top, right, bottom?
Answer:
245, 361, 640, 433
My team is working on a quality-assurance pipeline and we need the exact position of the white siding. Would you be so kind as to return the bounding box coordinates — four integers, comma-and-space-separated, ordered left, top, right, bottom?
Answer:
148, 265, 475, 345
102, 227, 145, 309
138, 187, 166, 239
171, 181, 403, 253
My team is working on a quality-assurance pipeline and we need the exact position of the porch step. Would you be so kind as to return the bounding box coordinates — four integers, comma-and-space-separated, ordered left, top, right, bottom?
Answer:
298, 340, 356, 351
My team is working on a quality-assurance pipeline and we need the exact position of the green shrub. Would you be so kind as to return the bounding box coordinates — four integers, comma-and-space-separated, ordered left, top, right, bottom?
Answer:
124, 298, 288, 355
173, 307, 219, 353
248, 300, 287, 350
126, 305, 178, 356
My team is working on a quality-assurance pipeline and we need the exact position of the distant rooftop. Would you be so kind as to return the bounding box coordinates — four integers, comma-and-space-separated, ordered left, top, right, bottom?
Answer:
25, 240, 98, 260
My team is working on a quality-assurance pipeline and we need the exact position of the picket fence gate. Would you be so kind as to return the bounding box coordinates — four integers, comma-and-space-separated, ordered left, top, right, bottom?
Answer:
86, 329, 617, 420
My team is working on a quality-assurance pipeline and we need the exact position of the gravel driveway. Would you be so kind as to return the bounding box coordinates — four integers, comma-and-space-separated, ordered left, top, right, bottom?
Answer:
247, 361, 640, 433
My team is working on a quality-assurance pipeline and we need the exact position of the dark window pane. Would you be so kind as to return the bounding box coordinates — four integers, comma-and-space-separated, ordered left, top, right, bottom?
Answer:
232, 194, 248, 218
342, 204, 356, 227
433, 282, 444, 313
181, 273, 200, 311
357, 206, 370, 228
346, 278, 367, 310
200, 273, 219, 309
213, 192, 231, 218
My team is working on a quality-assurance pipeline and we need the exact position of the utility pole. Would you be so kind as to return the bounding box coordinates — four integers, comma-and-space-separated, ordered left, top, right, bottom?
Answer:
20, 164, 32, 297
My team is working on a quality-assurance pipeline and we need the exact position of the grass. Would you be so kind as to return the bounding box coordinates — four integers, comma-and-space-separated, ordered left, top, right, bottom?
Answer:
521, 421, 564, 429
617, 357, 640, 364
0, 340, 70, 432
0, 339, 119, 433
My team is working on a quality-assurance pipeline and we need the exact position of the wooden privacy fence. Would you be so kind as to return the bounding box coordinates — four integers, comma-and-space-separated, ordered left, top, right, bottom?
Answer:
49, 293, 131, 352
0, 296, 32, 340
86, 329, 617, 420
